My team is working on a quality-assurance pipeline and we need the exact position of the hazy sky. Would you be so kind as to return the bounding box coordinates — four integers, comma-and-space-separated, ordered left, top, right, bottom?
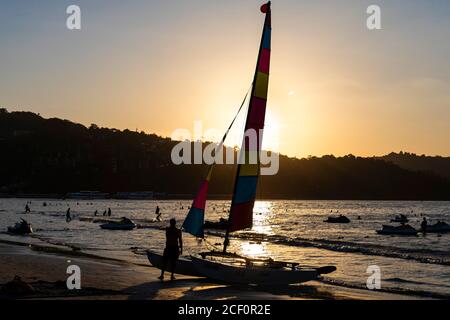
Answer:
1, 0, 449, 157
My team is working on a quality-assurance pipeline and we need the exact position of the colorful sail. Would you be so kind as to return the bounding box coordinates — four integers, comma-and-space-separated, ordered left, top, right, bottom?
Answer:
182, 87, 252, 238
227, 2, 271, 233
182, 167, 212, 238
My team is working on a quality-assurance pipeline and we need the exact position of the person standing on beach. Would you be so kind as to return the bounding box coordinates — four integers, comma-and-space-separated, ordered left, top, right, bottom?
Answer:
66, 208, 72, 223
155, 206, 162, 221
108, 208, 112, 217
158, 218, 183, 281
25, 204, 31, 213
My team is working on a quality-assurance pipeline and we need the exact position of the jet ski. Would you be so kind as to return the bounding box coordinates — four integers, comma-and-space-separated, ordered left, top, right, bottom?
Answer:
204, 218, 228, 230
7, 219, 33, 235
100, 217, 137, 230
324, 215, 351, 224
390, 215, 409, 223
377, 224, 418, 236
423, 222, 450, 233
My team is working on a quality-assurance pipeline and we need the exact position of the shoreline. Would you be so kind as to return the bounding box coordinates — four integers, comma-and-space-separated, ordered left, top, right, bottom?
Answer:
2, 195, 450, 202
0, 240, 425, 300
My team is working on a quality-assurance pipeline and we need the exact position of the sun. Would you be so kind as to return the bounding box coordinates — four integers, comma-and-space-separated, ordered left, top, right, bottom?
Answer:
261, 109, 280, 153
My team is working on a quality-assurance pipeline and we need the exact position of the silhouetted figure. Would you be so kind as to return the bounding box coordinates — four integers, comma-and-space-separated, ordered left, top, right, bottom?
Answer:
25, 204, 31, 213
43, 202, 47, 207
108, 208, 112, 217
66, 208, 72, 222
155, 206, 162, 222
94, 210, 98, 216
421, 217, 428, 232
103, 210, 107, 216
158, 218, 183, 281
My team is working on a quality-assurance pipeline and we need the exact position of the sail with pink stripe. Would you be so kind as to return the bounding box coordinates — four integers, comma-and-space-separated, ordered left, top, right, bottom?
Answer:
227, 2, 271, 234
182, 167, 212, 238
182, 83, 252, 238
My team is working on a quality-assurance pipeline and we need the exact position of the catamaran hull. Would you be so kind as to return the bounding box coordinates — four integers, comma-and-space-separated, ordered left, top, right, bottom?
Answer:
190, 256, 321, 285
146, 250, 202, 277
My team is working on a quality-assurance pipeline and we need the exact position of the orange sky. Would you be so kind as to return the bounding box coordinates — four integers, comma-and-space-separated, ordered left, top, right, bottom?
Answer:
1, 0, 450, 157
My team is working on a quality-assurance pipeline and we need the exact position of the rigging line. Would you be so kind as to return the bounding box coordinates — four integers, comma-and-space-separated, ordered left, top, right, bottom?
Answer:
183, 84, 252, 239
204, 237, 221, 252
197, 82, 252, 182
214, 82, 253, 154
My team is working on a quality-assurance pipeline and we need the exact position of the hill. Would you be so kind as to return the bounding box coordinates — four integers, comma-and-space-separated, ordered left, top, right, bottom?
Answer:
1, 108, 449, 200
379, 152, 450, 179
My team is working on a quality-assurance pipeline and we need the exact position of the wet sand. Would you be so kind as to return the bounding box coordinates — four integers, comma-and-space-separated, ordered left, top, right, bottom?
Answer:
0, 242, 421, 300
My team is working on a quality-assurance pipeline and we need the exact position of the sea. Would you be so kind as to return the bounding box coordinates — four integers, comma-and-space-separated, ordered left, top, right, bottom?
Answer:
1, 199, 449, 299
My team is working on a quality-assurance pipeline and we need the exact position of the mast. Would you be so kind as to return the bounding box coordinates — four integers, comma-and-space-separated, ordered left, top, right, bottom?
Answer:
182, 88, 251, 238
224, 1, 272, 252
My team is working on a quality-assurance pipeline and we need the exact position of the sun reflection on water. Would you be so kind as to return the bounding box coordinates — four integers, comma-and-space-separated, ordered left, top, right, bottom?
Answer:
252, 201, 275, 235
240, 241, 267, 258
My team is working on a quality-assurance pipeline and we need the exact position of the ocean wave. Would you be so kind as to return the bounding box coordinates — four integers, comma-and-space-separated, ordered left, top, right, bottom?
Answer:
385, 277, 450, 289
385, 277, 434, 286
205, 230, 450, 266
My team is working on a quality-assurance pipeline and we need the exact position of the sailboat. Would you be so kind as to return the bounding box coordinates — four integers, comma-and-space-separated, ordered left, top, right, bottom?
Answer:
147, 1, 336, 285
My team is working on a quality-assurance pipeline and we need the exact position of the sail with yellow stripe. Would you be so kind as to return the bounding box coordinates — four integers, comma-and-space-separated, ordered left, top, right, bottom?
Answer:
183, 1, 271, 245
226, 2, 271, 236
182, 83, 252, 238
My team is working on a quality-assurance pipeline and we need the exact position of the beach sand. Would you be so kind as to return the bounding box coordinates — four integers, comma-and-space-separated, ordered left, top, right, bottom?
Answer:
0, 242, 419, 300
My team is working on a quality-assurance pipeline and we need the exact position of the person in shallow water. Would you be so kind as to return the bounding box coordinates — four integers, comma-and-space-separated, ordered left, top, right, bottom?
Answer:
66, 208, 72, 222
25, 204, 31, 213
155, 205, 162, 221
158, 218, 183, 281
421, 217, 428, 232
108, 208, 112, 216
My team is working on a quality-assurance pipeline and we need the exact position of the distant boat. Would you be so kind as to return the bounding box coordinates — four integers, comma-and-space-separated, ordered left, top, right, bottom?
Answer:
390, 215, 409, 223
377, 224, 418, 236
147, 2, 337, 285
115, 191, 154, 200
100, 217, 137, 230
7, 219, 33, 235
66, 191, 109, 200
422, 222, 450, 233
324, 215, 351, 224
204, 218, 228, 230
